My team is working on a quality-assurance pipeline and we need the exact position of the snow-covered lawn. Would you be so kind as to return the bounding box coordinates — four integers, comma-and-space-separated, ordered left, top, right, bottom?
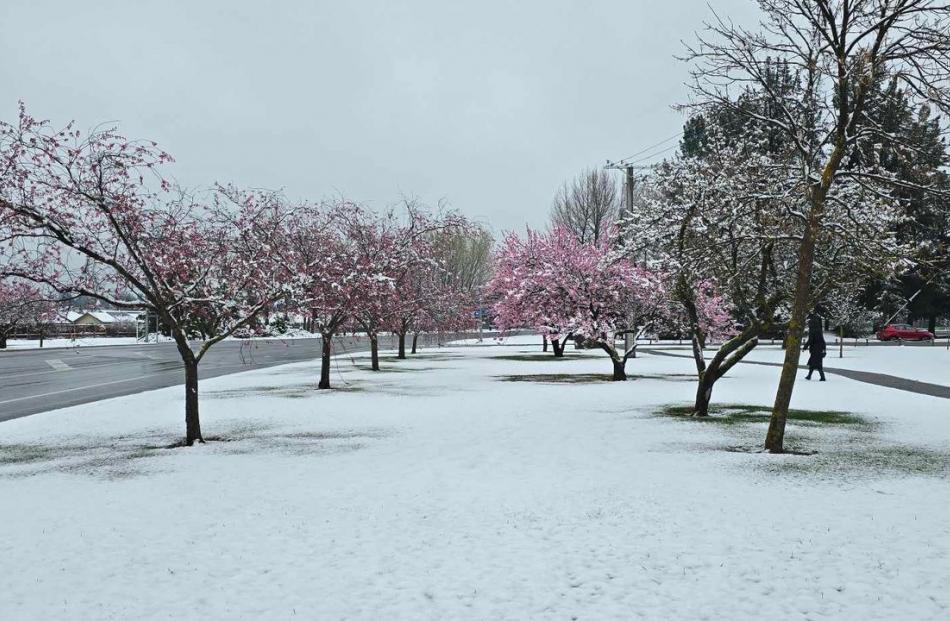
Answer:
451, 333, 542, 346
459, 332, 950, 387
1, 343, 949, 620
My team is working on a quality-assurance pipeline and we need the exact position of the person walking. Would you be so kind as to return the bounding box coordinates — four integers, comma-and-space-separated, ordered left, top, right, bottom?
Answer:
803, 314, 826, 381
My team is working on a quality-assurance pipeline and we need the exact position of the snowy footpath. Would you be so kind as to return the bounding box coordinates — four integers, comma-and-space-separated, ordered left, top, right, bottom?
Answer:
1, 339, 949, 620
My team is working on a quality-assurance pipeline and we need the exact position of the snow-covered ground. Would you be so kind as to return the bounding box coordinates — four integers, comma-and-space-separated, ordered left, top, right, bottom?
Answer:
451, 333, 542, 346
458, 333, 950, 388
1, 342, 949, 619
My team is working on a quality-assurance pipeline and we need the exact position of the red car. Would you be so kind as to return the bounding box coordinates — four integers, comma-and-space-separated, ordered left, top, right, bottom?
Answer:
876, 323, 935, 341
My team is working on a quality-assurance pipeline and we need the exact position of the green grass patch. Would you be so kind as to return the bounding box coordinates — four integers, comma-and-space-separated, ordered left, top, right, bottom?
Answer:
377, 353, 463, 362
763, 444, 950, 478
0, 444, 59, 465
498, 373, 614, 384
657, 403, 874, 428
654, 403, 950, 479
351, 364, 441, 373
493, 354, 587, 362
206, 383, 367, 399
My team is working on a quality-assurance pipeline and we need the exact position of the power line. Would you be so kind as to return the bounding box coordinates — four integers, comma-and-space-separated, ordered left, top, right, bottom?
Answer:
613, 131, 683, 164
624, 143, 679, 165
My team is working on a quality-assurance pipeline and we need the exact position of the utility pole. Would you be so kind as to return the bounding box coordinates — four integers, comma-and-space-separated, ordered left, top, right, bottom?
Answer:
624, 164, 634, 216
606, 160, 644, 355
605, 160, 640, 218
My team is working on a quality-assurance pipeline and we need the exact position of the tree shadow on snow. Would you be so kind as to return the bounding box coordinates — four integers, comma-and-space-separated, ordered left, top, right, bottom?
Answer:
0, 422, 390, 480
498, 372, 698, 384
204, 383, 367, 399
492, 353, 590, 362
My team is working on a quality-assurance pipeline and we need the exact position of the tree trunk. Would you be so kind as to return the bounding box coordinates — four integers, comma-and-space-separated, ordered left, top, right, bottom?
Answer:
543, 335, 548, 352
551, 338, 565, 357
765, 210, 820, 453
370, 335, 380, 371
318, 334, 332, 389
411, 333, 418, 354
184, 359, 203, 445
397, 331, 407, 359
611, 356, 627, 381
0, 333, 7, 349
598, 342, 627, 381
694, 374, 713, 417
170, 330, 204, 446
928, 314, 937, 334
692, 329, 760, 418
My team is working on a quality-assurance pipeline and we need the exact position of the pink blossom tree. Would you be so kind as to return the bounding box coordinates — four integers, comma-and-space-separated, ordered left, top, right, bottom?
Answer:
488, 228, 576, 357
407, 224, 485, 352
386, 209, 474, 358
489, 226, 666, 380
0, 278, 56, 349
287, 201, 473, 384
0, 106, 293, 445
341, 208, 405, 371
285, 201, 364, 389
390, 254, 439, 359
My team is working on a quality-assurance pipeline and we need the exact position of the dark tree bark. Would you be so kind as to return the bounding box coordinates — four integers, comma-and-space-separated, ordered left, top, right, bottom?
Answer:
596, 341, 628, 381
543, 335, 548, 352
171, 333, 203, 446
397, 331, 407, 359
411, 333, 418, 354
370, 334, 380, 371
551, 337, 565, 357
183, 359, 202, 445
318, 333, 333, 389
690, 329, 760, 418
928, 314, 937, 335
766, 208, 823, 452
0, 333, 7, 349
611, 357, 627, 381
694, 374, 715, 417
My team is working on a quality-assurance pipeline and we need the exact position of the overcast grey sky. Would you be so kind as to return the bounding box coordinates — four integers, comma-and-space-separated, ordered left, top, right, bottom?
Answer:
1, 1, 759, 233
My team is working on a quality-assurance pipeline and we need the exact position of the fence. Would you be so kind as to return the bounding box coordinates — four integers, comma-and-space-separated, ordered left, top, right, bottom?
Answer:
9, 322, 137, 341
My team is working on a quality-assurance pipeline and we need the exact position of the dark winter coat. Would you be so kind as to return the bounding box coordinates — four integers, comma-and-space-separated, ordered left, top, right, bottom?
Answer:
802, 330, 826, 369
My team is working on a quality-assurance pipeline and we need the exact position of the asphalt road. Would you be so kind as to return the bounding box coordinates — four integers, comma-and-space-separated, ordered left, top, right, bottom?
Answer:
0, 331, 497, 422
0, 335, 378, 423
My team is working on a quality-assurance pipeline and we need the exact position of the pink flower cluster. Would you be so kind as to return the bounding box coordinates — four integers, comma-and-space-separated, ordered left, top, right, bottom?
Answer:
487, 226, 665, 344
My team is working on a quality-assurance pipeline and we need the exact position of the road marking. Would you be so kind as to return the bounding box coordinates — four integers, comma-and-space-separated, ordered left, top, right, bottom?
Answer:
0, 373, 166, 406
45, 359, 72, 371
125, 351, 168, 361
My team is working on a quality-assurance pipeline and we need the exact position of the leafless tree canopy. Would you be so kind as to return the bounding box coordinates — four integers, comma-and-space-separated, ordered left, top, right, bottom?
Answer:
684, 0, 950, 171
550, 168, 619, 243
436, 225, 494, 294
